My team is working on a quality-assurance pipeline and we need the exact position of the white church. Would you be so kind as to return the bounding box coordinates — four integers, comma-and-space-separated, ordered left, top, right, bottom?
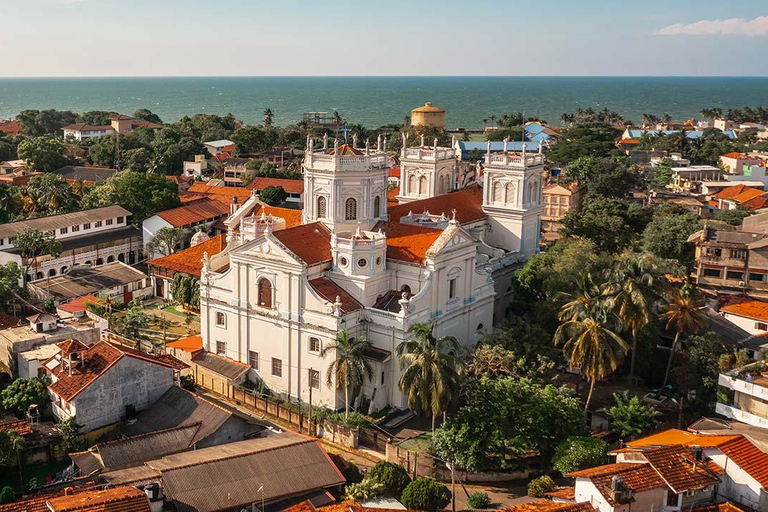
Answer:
196, 133, 545, 412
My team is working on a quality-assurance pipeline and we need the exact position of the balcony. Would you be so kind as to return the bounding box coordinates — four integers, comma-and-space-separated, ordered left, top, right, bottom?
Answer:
402, 147, 454, 162
305, 152, 388, 172
716, 402, 768, 429
719, 363, 768, 401
485, 153, 545, 169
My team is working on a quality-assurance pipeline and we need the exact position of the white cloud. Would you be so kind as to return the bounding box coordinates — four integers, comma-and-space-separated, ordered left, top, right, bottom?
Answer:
655, 15, 768, 36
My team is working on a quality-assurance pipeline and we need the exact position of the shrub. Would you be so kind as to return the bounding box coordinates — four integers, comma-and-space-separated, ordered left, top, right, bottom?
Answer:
344, 480, 383, 501
343, 461, 363, 485
528, 476, 555, 498
607, 391, 659, 439
366, 461, 411, 498
0, 486, 14, 504
552, 436, 609, 475
1, 377, 49, 415
467, 491, 491, 509
180, 375, 196, 392
400, 477, 451, 512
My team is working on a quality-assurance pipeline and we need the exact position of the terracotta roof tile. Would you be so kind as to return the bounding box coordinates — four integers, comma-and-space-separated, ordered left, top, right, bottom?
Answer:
131, 120, 162, 130
256, 204, 304, 228
62, 123, 113, 132
721, 300, 768, 323
389, 167, 401, 178
387, 187, 400, 208
0, 418, 33, 436
46, 486, 151, 512
626, 429, 738, 449
272, 222, 332, 265
387, 186, 486, 225
0, 120, 23, 136
620, 138, 641, 145
0, 311, 20, 329
56, 339, 89, 355
328, 144, 363, 156
149, 233, 228, 277
640, 445, 721, 493
246, 177, 304, 195
722, 152, 751, 159
374, 221, 442, 264
570, 463, 667, 507
691, 503, 749, 512
545, 487, 576, 500
155, 198, 230, 227
309, 277, 364, 313
166, 335, 203, 353
718, 436, 768, 488
502, 500, 595, 512
731, 188, 766, 205
57, 295, 100, 314
187, 182, 253, 202
0, 485, 98, 512
715, 184, 750, 200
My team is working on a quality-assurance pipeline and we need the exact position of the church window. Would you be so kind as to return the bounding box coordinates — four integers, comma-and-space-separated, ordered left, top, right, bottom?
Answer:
271, 358, 283, 378
258, 278, 273, 308
373, 195, 381, 217
493, 182, 504, 203
358, 258, 367, 268
418, 176, 427, 195
309, 369, 320, 390
506, 182, 516, 205
216, 312, 226, 327
376, 257, 382, 266
216, 341, 226, 355
345, 198, 357, 220
317, 196, 327, 218
408, 175, 417, 195
449, 278, 457, 299
309, 337, 321, 353
339, 256, 348, 267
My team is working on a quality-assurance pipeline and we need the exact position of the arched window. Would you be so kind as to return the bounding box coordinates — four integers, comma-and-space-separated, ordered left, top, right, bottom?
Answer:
118, 253, 125, 263
373, 195, 381, 218
493, 182, 504, 203
35, 272, 43, 280
258, 278, 273, 308
128, 251, 136, 264
60, 266, 68, 274
401, 284, 411, 295
48, 269, 56, 277
506, 182, 517, 205
345, 198, 357, 220
408, 175, 417, 195
317, 196, 327, 218
107, 255, 115, 263
96, 258, 103, 266
215, 312, 226, 327
418, 176, 427, 195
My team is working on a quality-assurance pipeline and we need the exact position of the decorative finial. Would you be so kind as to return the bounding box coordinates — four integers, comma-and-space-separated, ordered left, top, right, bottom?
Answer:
420, 134, 425, 147
323, 133, 328, 150
503, 136, 509, 153
538, 141, 544, 154
334, 138, 339, 152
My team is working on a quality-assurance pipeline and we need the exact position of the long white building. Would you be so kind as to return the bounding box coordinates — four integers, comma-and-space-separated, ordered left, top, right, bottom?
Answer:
197, 137, 544, 412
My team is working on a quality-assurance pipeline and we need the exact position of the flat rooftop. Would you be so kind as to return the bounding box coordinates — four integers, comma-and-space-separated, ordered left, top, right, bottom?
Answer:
0, 318, 96, 345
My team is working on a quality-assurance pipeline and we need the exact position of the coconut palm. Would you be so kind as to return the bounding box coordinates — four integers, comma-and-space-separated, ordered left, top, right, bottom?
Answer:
660, 284, 707, 390
263, 109, 274, 127
603, 253, 661, 390
396, 323, 463, 432
321, 329, 373, 418
554, 291, 628, 412
8, 429, 25, 490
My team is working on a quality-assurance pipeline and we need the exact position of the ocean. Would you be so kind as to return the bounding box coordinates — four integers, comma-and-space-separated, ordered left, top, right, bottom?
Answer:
0, 76, 766, 129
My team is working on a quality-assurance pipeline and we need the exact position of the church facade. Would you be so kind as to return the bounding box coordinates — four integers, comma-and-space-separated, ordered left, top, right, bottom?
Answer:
197, 136, 544, 412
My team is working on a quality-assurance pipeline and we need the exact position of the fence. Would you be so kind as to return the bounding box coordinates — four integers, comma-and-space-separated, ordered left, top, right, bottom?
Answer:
359, 426, 390, 453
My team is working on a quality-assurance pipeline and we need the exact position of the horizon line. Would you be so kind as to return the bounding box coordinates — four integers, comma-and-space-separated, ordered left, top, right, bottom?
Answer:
1, 74, 768, 79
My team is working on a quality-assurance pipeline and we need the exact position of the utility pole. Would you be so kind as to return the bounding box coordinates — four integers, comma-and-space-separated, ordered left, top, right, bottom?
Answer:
308, 368, 313, 436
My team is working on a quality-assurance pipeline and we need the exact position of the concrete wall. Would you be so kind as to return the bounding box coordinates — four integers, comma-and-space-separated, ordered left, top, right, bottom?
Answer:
71, 356, 174, 432
196, 415, 255, 449
0, 325, 100, 376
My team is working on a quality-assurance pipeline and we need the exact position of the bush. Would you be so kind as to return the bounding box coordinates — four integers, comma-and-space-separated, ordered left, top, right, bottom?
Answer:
180, 375, 196, 392
0, 486, 14, 504
607, 391, 659, 439
552, 436, 609, 475
1, 378, 49, 415
366, 461, 411, 498
400, 477, 451, 512
467, 491, 491, 509
343, 461, 364, 485
528, 476, 555, 498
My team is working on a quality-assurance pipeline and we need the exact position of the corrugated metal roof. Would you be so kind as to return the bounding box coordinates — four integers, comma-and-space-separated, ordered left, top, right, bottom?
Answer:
0, 206, 131, 240
192, 352, 249, 381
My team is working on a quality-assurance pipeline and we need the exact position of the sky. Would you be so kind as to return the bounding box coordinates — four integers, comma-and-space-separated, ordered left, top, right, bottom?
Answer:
1, 0, 767, 77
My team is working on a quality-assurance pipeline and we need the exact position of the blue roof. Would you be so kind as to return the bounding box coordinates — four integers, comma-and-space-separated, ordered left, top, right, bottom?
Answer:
627, 129, 736, 140
524, 122, 547, 135
529, 132, 551, 143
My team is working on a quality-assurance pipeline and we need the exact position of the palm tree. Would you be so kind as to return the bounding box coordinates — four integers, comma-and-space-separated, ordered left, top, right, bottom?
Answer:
660, 285, 707, 390
554, 292, 628, 412
263, 109, 274, 127
333, 110, 342, 136
396, 323, 463, 432
603, 253, 661, 390
8, 429, 25, 490
321, 329, 373, 418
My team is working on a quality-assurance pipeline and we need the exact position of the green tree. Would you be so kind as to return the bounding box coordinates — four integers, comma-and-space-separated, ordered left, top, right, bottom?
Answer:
714, 208, 750, 226
551, 436, 609, 475
263, 109, 274, 127
1, 378, 49, 415
14, 229, 63, 287
122, 298, 150, 341
57, 417, 81, 452
171, 273, 200, 311
365, 461, 411, 498
527, 476, 555, 498
78, 111, 117, 126
146, 227, 186, 257
132, 109, 163, 124
397, 323, 463, 432
400, 478, 451, 512
8, 430, 25, 490
682, 333, 725, 413
259, 185, 287, 206
321, 329, 373, 418
17, 136, 69, 172
0, 262, 24, 311
566, 156, 638, 198
642, 205, 702, 269
650, 158, 676, 189
547, 125, 621, 164
467, 492, 491, 509
0, 486, 14, 504
477, 316, 562, 377
607, 391, 659, 439
554, 275, 628, 411
17, 109, 78, 136
660, 285, 707, 390
560, 196, 651, 253
81, 170, 180, 223
432, 377, 582, 471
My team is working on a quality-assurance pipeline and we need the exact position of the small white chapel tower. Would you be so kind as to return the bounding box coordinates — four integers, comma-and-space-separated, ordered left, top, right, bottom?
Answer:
396, 133, 456, 204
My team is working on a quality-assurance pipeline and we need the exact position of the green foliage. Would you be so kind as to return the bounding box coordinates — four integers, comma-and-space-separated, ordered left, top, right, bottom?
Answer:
6, 173, 81, 220
260, 185, 287, 206
642, 204, 702, 268
682, 333, 726, 413
344, 480, 384, 501
171, 274, 200, 311
120, 297, 150, 340
565, 156, 639, 198
547, 125, 622, 164
400, 477, 451, 512
560, 196, 652, 253
14, 228, 63, 280
607, 391, 659, 439
0, 486, 15, 503
78, 110, 117, 126
527, 476, 555, 498
147, 227, 186, 257
714, 208, 750, 226
81, 170, 180, 223
1, 378, 49, 415
321, 330, 373, 418
133, 109, 163, 124
180, 374, 196, 391
364, 461, 412, 498
151, 125, 205, 174
343, 461, 364, 485
432, 377, 582, 472
89, 132, 154, 171
232, 126, 280, 153
552, 436, 609, 475
57, 417, 81, 452
467, 492, 491, 509
17, 136, 69, 172
0, 262, 24, 309
649, 158, 675, 189
17, 109, 78, 136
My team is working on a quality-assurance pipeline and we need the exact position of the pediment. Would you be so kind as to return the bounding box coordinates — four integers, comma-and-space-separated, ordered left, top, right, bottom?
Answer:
230, 235, 301, 264
425, 224, 475, 258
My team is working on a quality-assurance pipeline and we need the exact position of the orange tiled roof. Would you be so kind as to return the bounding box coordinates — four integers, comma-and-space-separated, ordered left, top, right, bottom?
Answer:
0, 120, 22, 136
731, 188, 767, 205
155, 198, 230, 227
375, 221, 442, 264
309, 277, 364, 313
273, 222, 332, 265
132, 120, 163, 130
387, 186, 486, 225
0, 311, 20, 329
0, 418, 33, 436
56, 339, 89, 355
626, 429, 738, 449
718, 436, 768, 488
167, 335, 203, 353
571, 463, 667, 506
545, 487, 576, 500
714, 184, 750, 200
691, 503, 748, 512
389, 167, 401, 178
721, 300, 768, 322
187, 182, 253, 202
247, 177, 304, 195
149, 233, 228, 277
722, 152, 751, 160
320, 502, 423, 512
257, 204, 304, 228
46, 486, 151, 512
62, 123, 113, 132
0, 485, 98, 512
502, 501, 595, 512
387, 187, 400, 208
640, 445, 722, 493
57, 295, 100, 314
328, 144, 363, 156
744, 196, 768, 211
620, 138, 641, 145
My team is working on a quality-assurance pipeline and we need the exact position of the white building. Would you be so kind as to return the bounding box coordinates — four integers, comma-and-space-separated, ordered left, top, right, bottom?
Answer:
62, 114, 162, 141
196, 135, 543, 412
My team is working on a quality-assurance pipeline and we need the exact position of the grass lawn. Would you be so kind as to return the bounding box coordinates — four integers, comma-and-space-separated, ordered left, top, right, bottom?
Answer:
0, 459, 70, 492
162, 305, 201, 323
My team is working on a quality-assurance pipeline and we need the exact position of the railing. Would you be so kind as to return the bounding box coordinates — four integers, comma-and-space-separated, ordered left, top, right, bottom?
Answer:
366, 307, 405, 328
486, 153, 545, 168
333, 237, 387, 250
719, 369, 768, 400
402, 148, 454, 161
716, 402, 768, 429
305, 153, 388, 171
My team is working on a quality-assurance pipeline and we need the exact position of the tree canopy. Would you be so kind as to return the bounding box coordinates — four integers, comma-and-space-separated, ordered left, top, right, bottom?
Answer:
17, 136, 69, 172
81, 170, 180, 223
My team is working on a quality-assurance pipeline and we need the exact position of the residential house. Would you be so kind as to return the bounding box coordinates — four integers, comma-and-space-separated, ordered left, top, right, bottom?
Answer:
203, 139, 236, 156
542, 180, 586, 235
100, 432, 345, 512
648, 191, 710, 217
27, 261, 151, 305
148, 233, 228, 299
51, 165, 117, 185
0, 205, 141, 283
247, 177, 304, 204
671, 166, 722, 193
0, 120, 22, 136
183, 154, 209, 178
501, 502, 594, 512
242, 147, 300, 168
718, 359, 768, 430
621, 128, 738, 141
720, 300, 768, 335
650, 152, 690, 167
715, 119, 738, 132
0, 485, 153, 512
701, 181, 766, 197
165, 334, 203, 364
43, 340, 179, 432
221, 157, 253, 187
711, 184, 768, 212
720, 153, 763, 175
141, 198, 230, 258
62, 114, 162, 141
